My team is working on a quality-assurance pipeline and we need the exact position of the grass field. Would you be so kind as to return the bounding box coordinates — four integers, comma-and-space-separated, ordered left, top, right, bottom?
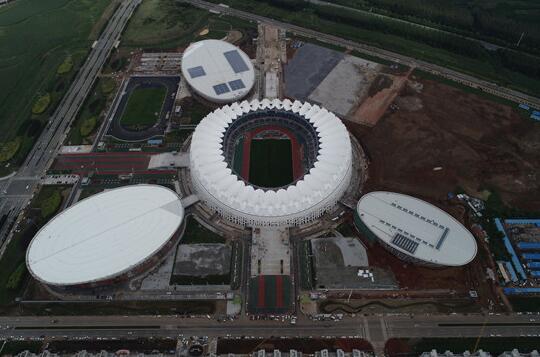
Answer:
66, 76, 116, 146
0, 186, 67, 307
18, 300, 217, 316
0, 0, 111, 148
120, 86, 166, 128
509, 296, 540, 312
249, 139, 293, 188
122, 0, 255, 49
181, 216, 224, 244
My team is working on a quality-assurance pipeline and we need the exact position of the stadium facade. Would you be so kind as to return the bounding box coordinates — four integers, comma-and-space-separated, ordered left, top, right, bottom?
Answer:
181, 39, 255, 104
189, 99, 352, 228
26, 185, 184, 292
355, 191, 477, 267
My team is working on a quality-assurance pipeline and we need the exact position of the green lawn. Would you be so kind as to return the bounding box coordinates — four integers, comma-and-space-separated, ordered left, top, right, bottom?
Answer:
180, 216, 224, 244
509, 296, 540, 312
120, 86, 166, 128
181, 100, 212, 125
0, 0, 111, 144
122, 0, 255, 49
249, 139, 293, 188
18, 300, 216, 316
122, 0, 211, 48
66, 76, 115, 146
0, 186, 66, 308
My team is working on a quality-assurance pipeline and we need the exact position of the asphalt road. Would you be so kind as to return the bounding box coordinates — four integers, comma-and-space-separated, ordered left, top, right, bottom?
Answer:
183, 0, 540, 109
1, 314, 539, 344
0, 0, 141, 254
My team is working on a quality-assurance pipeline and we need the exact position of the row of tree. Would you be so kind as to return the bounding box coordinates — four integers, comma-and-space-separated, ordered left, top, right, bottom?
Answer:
327, 0, 540, 53
258, 0, 540, 81
311, 4, 486, 59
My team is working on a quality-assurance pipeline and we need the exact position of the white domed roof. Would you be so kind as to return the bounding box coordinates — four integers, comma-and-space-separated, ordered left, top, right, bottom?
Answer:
182, 39, 255, 103
357, 191, 477, 266
26, 185, 184, 286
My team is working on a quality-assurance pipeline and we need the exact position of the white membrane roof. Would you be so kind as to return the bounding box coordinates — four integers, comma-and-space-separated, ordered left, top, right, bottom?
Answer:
356, 191, 477, 266
182, 39, 255, 102
190, 99, 352, 218
26, 185, 184, 286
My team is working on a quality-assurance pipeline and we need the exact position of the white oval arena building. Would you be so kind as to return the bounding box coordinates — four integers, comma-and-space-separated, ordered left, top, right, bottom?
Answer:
26, 185, 184, 290
181, 39, 255, 103
190, 99, 352, 227
355, 191, 477, 267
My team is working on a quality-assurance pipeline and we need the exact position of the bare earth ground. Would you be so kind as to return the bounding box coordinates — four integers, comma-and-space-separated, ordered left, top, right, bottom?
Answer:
350, 70, 412, 126
340, 77, 540, 310
348, 78, 540, 211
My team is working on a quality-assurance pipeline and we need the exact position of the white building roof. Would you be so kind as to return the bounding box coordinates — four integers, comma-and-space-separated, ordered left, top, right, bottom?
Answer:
181, 39, 255, 103
190, 99, 352, 221
356, 191, 477, 266
26, 185, 184, 286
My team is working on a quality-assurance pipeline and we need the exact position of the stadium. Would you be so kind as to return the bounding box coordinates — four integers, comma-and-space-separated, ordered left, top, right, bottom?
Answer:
355, 191, 477, 267
106, 76, 180, 142
26, 185, 184, 292
189, 98, 353, 227
181, 39, 255, 104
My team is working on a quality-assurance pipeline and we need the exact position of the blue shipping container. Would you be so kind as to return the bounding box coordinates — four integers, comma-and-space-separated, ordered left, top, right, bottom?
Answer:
528, 262, 540, 269
531, 271, 540, 278
504, 287, 540, 295
523, 253, 540, 260
517, 242, 540, 250
495, 219, 527, 280
505, 219, 540, 227
505, 261, 518, 282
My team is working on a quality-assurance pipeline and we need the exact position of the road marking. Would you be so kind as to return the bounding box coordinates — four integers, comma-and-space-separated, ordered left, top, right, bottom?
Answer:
379, 316, 388, 341
362, 316, 370, 342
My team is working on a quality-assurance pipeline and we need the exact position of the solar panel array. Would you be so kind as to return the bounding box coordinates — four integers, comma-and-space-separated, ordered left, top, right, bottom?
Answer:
229, 79, 246, 91
391, 233, 419, 254
435, 227, 450, 250
213, 83, 230, 95
223, 50, 250, 73
187, 66, 206, 78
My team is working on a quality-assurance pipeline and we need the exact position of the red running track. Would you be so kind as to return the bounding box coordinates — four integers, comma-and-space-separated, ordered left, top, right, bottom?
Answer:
257, 275, 265, 308
275, 275, 283, 308
52, 152, 169, 176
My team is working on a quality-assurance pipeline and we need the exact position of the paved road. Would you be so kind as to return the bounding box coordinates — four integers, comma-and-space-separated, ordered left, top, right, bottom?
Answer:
1, 314, 539, 344
0, 0, 141, 254
183, 0, 540, 108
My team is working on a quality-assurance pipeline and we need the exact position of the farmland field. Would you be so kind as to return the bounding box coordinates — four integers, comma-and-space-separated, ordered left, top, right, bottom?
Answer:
0, 0, 112, 162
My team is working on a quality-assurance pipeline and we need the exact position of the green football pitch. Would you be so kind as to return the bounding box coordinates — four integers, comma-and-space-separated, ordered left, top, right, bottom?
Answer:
249, 139, 293, 188
120, 86, 167, 128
